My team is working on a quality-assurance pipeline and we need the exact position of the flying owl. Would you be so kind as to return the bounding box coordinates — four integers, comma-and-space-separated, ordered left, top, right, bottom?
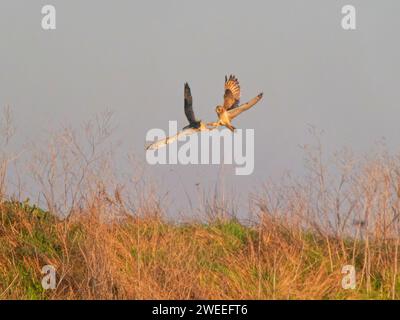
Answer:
209, 75, 264, 131
146, 83, 209, 150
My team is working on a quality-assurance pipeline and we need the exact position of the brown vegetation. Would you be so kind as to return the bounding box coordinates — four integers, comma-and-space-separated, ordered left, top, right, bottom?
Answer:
0, 110, 399, 299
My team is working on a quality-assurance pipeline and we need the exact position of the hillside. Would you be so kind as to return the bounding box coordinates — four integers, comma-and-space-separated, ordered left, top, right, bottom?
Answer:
0, 198, 398, 299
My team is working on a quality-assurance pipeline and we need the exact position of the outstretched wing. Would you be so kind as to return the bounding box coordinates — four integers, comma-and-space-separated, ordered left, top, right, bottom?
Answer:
223, 75, 241, 110
146, 128, 198, 151
227, 93, 263, 120
184, 83, 197, 125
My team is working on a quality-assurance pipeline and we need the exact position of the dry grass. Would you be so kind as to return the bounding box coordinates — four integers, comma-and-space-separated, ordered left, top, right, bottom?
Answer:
0, 110, 399, 300
0, 199, 399, 300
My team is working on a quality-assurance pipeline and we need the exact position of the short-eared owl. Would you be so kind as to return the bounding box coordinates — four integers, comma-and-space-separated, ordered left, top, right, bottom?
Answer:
146, 83, 208, 150
209, 75, 264, 131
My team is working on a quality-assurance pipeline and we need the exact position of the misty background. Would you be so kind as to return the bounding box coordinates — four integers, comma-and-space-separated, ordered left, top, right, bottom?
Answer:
0, 0, 399, 217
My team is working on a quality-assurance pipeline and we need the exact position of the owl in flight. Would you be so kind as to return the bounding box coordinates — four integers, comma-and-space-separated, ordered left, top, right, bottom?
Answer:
208, 75, 263, 131
146, 83, 209, 150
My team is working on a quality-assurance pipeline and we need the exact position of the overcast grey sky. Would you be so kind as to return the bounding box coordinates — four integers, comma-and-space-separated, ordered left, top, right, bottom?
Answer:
1, 1, 399, 216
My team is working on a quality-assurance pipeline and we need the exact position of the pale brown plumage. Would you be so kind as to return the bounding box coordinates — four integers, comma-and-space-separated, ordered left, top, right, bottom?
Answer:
223, 75, 241, 110
209, 75, 263, 131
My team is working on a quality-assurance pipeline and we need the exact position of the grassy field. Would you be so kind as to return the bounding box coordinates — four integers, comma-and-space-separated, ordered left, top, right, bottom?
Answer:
0, 111, 399, 299
0, 197, 399, 300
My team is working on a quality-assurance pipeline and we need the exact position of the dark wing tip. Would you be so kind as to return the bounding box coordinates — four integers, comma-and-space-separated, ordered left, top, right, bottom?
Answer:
225, 74, 239, 83
184, 82, 192, 96
184, 82, 195, 124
